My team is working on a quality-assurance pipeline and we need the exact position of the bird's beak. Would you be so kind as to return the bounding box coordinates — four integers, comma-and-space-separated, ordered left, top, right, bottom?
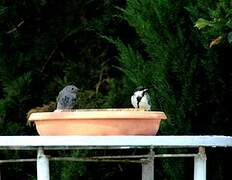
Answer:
143, 89, 148, 92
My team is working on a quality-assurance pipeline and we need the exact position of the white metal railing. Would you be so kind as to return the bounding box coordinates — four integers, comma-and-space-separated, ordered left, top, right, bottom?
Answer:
0, 135, 232, 180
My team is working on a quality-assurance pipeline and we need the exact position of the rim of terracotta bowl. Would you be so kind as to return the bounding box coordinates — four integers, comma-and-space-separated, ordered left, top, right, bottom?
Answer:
28, 108, 167, 121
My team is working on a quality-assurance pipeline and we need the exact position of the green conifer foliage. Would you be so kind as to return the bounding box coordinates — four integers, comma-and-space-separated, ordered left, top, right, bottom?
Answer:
105, 0, 201, 179
105, 0, 231, 179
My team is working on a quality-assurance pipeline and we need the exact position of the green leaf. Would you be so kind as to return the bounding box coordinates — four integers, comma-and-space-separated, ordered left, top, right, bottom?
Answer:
0, 6, 7, 16
228, 32, 232, 44
194, 18, 214, 29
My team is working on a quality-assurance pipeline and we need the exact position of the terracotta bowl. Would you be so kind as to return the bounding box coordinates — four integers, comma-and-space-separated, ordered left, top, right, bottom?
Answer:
28, 109, 167, 136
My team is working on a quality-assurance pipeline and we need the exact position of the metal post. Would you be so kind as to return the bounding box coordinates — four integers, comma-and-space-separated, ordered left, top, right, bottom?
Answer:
194, 147, 206, 180
142, 149, 154, 180
37, 147, 50, 180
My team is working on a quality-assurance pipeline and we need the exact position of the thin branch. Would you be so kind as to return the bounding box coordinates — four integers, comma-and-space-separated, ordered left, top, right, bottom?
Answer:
40, 28, 81, 73
6, 20, 24, 34
40, 47, 58, 73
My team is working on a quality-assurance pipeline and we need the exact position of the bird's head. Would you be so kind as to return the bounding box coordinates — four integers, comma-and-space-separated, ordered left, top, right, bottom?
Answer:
63, 85, 80, 94
134, 86, 148, 96
134, 86, 145, 92
134, 86, 148, 101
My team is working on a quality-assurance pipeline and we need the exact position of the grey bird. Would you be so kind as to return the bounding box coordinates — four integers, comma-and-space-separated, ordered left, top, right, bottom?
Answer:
56, 85, 80, 111
131, 86, 151, 111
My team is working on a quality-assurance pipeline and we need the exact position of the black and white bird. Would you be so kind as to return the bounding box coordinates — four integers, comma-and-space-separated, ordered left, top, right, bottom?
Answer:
56, 85, 80, 111
131, 86, 151, 111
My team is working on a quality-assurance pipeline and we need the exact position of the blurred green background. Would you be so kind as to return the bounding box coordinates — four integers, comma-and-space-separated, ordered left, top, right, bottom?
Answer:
0, 0, 231, 179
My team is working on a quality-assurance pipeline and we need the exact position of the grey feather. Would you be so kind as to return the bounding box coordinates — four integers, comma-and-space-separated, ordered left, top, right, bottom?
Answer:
56, 85, 79, 110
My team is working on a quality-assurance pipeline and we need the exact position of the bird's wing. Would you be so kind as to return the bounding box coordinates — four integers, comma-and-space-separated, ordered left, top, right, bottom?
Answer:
146, 93, 152, 109
131, 95, 137, 108
60, 93, 77, 109
56, 90, 64, 109
56, 90, 63, 102
147, 93, 151, 105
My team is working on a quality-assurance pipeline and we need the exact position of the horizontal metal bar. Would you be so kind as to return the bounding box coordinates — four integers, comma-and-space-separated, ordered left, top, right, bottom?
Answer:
83, 154, 197, 159
0, 157, 142, 164
85, 155, 150, 159
154, 154, 196, 158
0, 159, 36, 164
50, 157, 142, 163
0, 136, 231, 150
0, 153, 198, 164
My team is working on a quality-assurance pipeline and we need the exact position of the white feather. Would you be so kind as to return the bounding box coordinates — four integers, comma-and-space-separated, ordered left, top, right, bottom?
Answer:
131, 90, 151, 111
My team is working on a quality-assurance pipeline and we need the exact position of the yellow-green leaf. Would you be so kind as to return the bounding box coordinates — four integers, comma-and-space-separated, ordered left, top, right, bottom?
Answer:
194, 18, 213, 29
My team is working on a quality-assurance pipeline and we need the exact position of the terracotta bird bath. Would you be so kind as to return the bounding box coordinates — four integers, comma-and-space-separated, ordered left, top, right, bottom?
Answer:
28, 109, 167, 136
